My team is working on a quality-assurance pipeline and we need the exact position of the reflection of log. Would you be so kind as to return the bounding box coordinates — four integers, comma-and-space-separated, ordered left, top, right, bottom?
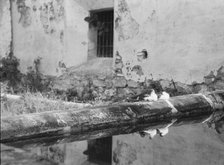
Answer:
1, 91, 224, 147
3, 115, 211, 149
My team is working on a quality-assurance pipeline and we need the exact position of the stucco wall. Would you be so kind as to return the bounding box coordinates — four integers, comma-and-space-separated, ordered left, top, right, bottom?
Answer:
114, 0, 224, 83
12, 0, 64, 75
0, 0, 11, 57
87, 26, 98, 60
10, 0, 114, 76
73, 0, 113, 11
113, 124, 224, 165
11, 0, 89, 76
63, 0, 88, 71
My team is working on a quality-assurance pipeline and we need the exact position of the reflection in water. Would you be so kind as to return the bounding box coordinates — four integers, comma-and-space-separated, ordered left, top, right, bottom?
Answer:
33, 138, 112, 165
30, 123, 224, 165
84, 137, 112, 164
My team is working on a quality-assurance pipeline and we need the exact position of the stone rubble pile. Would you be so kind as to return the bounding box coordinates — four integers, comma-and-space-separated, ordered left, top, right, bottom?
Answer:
51, 65, 224, 102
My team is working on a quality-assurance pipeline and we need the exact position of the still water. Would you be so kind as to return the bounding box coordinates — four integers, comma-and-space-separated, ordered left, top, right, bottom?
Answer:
29, 123, 224, 165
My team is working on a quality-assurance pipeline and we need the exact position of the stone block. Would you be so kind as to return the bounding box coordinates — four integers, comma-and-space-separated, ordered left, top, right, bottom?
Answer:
104, 88, 116, 97
105, 79, 113, 88
175, 82, 193, 94
117, 88, 135, 98
160, 79, 172, 90
216, 66, 224, 80
212, 80, 224, 90
113, 76, 127, 87
204, 77, 214, 85
93, 79, 106, 87
127, 80, 138, 88
192, 84, 209, 93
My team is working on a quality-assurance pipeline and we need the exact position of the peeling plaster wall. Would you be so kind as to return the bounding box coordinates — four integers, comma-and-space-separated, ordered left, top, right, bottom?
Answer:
87, 26, 98, 60
12, 0, 65, 75
112, 1, 224, 164
11, 0, 89, 76
114, 0, 224, 83
11, 0, 113, 76
0, 0, 11, 57
63, 0, 88, 70
112, 124, 224, 165
73, 0, 113, 11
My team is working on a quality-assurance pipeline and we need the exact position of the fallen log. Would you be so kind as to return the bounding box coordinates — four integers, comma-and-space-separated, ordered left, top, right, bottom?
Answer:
1, 91, 224, 147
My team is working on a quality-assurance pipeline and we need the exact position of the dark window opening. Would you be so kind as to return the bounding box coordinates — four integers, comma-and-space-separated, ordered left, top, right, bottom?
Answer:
92, 10, 114, 58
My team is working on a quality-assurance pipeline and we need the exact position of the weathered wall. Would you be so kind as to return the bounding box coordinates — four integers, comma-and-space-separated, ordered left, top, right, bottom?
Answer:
73, 0, 113, 11
10, 0, 114, 76
0, 0, 11, 57
63, 0, 88, 71
12, 0, 65, 75
11, 0, 89, 76
112, 0, 224, 164
33, 141, 88, 165
87, 26, 98, 60
113, 124, 224, 165
114, 0, 224, 83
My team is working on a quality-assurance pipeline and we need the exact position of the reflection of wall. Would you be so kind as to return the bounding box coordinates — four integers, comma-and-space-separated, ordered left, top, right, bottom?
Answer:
113, 124, 224, 165
0, 0, 11, 57
64, 141, 89, 165
33, 141, 88, 165
114, 0, 224, 83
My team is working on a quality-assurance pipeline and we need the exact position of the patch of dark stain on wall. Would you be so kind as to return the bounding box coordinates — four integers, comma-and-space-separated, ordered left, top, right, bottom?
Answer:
39, 0, 64, 34
114, 51, 124, 75
117, 0, 129, 13
115, 0, 139, 41
32, 5, 37, 12
60, 30, 64, 43
132, 65, 144, 76
115, 16, 121, 30
16, 0, 32, 27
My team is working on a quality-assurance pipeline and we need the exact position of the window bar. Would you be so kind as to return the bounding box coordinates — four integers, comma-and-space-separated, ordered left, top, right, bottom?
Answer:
95, 10, 113, 58
102, 13, 106, 57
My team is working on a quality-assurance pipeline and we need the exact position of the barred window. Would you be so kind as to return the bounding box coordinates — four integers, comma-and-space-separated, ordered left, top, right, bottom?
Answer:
95, 10, 114, 58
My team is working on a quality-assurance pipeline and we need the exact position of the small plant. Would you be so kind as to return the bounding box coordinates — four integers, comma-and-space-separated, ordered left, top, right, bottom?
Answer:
26, 57, 51, 92
0, 52, 21, 92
